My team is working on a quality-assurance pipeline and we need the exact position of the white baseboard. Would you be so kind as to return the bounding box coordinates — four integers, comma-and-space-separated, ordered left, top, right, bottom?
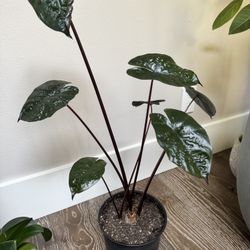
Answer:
0, 112, 249, 226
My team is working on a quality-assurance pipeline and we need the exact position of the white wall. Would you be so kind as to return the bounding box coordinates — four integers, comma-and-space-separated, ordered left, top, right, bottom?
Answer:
0, 0, 250, 225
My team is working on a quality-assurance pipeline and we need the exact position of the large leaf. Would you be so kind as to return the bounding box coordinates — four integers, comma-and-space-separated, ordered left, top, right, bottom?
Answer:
229, 4, 250, 34
1, 218, 32, 242
132, 99, 165, 107
213, 0, 243, 29
15, 225, 44, 247
19, 80, 79, 122
151, 109, 212, 179
185, 87, 216, 118
0, 240, 16, 250
127, 54, 201, 87
69, 157, 106, 199
18, 243, 37, 250
28, 0, 74, 37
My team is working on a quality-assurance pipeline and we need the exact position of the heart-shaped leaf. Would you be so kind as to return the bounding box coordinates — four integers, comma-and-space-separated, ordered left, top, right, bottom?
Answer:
28, 0, 74, 37
213, 0, 243, 30
19, 80, 79, 122
229, 4, 250, 34
18, 243, 37, 250
151, 109, 212, 179
0, 240, 16, 250
185, 87, 216, 118
132, 99, 165, 107
69, 157, 106, 199
127, 54, 201, 87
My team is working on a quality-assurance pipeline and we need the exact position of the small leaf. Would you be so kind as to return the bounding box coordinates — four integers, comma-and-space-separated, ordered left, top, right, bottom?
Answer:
19, 80, 79, 122
185, 87, 216, 118
15, 225, 44, 247
0, 240, 16, 250
41, 228, 52, 242
127, 54, 201, 87
132, 99, 165, 107
18, 243, 37, 250
28, 0, 74, 37
69, 157, 106, 199
213, 0, 243, 29
151, 109, 212, 179
229, 4, 250, 34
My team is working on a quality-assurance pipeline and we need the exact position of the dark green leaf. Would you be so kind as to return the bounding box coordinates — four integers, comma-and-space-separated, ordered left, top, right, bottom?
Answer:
69, 157, 106, 199
18, 243, 37, 250
2, 218, 32, 242
15, 225, 44, 247
229, 4, 250, 34
213, 0, 243, 29
132, 99, 165, 107
28, 0, 74, 37
127, 54, 201, 87
41, 228, 52, 242
151, 109, 212, 179
19, 80, 79, 122
0, 240, 16, 250
185, 87, 216, 118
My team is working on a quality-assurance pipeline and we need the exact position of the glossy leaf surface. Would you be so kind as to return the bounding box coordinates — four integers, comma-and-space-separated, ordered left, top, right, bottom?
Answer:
230, 4, 250, 34
185, 87, 216, 118
18, 243, 37, 250
28, 0, 74, 37
19, 80, 79, 122
2, 218, 31, 234
132, 99, 165, 107
69, 157, 106, 199
0, 240, 16, 250
151, 109, 212, 179
127, 54, 201, 87
213, 0, 243, 29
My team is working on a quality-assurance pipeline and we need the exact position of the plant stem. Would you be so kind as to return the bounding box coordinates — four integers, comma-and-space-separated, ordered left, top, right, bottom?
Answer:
70, 21, 128, 189
67, 105, 125, 188
137, 151, 165, 215
129, 80, 154, 207
102, 177, 120, 217
184, 97, 196, 113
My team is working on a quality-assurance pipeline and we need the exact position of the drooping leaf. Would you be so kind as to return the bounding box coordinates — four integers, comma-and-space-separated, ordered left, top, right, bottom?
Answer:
229, 4, 250, 34
185, 87, 216, 118
132, 99, 165, 107
19, 80, 79, 122
2, 218, 32, 242
213, 0, 243, 29
28, 0, 74, 37
15, 225, 44, 247
69, 157, 106, 199
0, 240, 16, 250
127, 54, 201, 87
151, 109, 212, 179
18, 243, 37, 250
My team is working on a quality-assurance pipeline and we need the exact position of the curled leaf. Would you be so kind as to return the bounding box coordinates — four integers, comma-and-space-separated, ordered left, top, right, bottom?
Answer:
132, 99, 165, 107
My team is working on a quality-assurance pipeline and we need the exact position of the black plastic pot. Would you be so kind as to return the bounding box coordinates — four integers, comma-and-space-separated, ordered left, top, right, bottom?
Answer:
98, 191, 167, 250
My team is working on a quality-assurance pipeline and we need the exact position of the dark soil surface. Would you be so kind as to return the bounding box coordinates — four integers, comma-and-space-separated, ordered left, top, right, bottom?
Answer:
99, 192, 166, 245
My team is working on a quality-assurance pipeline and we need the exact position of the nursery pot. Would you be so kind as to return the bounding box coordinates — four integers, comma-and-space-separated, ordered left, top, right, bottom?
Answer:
98, 191, 167, 250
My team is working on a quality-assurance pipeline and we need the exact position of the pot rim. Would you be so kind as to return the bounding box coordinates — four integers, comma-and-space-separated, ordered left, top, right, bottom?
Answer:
98, 190, 167, 247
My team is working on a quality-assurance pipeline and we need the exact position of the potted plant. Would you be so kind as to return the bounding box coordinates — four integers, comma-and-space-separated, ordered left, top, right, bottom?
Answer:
0, 217, 52, 250
18, 1, 216, 249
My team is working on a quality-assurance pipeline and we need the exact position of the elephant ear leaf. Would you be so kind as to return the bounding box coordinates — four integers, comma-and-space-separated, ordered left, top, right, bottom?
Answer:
28, 0, 74, 37
151, 109, 212, 180
185, 87, 216, 118
69, 157, 106, 199
229, 4, 250, 34
19, 80, 79, 122
127, 53, 201, 87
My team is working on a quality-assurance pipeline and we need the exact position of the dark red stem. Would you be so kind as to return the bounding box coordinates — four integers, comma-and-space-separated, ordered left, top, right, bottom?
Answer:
70, 21, 128, 189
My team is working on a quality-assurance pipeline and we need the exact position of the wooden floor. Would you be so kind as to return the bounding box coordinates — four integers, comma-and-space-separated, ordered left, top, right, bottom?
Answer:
34, 150, 250, 249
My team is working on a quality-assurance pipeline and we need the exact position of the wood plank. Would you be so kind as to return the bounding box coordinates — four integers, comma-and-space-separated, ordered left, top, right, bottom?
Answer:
33, 150, 250, 249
